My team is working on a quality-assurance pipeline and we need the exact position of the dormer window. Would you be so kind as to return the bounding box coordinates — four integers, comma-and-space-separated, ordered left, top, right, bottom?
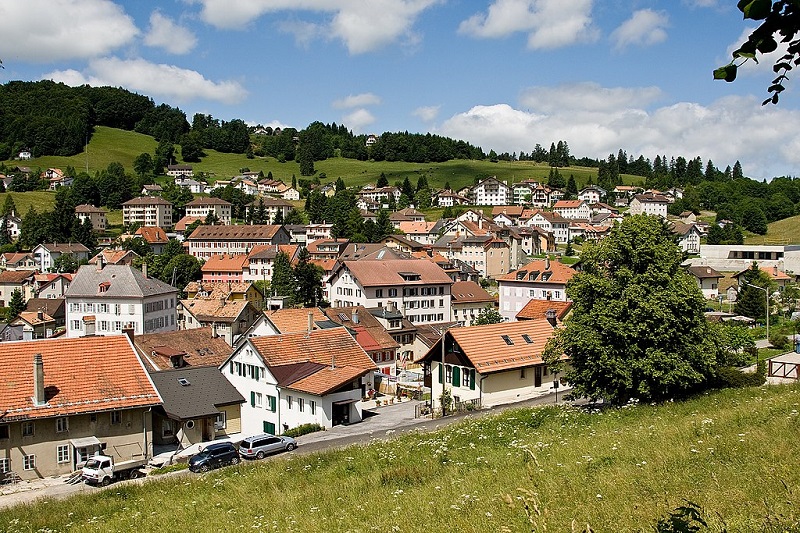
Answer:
98, 281, 110, 293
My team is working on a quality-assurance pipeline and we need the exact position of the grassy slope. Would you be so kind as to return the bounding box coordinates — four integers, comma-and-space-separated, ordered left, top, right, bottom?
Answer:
3, 384, 800, 532
0, 191, 54, 215
3, 127, 645, 192
744, 214, 800, 245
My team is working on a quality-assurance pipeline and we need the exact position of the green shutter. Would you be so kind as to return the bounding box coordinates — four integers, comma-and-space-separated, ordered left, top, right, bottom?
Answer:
250, 391, 255, 407
255, 367, 259, 381
470, 369, 476, 391
438, 363, 443, 383
452, 366, 460, 387
263, 421, 276, 434
229, 362, 233, 374
268, 396, 276, 412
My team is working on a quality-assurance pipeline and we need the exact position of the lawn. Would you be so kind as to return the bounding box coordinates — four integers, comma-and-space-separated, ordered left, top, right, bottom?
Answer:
0, 191, 55, 216
3, 384, 800, 532
744, 214, 800, 245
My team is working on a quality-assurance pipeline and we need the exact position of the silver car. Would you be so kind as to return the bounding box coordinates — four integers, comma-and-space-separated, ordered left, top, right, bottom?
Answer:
238, 433, 297, 459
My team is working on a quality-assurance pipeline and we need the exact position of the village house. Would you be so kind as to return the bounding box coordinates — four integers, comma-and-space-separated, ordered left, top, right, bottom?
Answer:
134, 226, 170, 255
525, 210, 570, 244
34, 272, 72, 299
186, 225, 291, 259
381, 234, 427, 255
322, 306, 400, 378
328, 258, 454, 325
491, 205, 525, 226
24, 297, 66, 329
166, 164, 194, 179
672, 222, 702, 254
307, 238, 351, 261
243, 244, 299, 284
134, 327, 235, 372
553, 200, 591, 220
367, 304, 418, 365
421, 318, 561, 411
578, 185, 606, 205
33, 242, 90, 272
88, 249, 140, 267
0, 252, 36, 271
175, 178, 207, 195
64, 263, 179, 337
435, 190, 470, 207
733, 264, 793, 292
7, 309, 57, 340
141, 184, 163, 196
185, 281, 265, 310
628, 193, 669, 218
470, 176, 512, 206
0, 335, 161, 480
221, 328, 378, 434
245, 197, 293, 223
0, 214, 21, 241
185, 197, 233, 225
357, 186, 400, 206
515, 299, 573, 322
46, 168, 72, 190
200, 254, 248, 283
122, 196, 174, 228
148, 366, 244, 448
496, 258, 576, 322
396, 220, 444, 246
0, 269, 36, 305
612, 185, 642, 206
450, 280, 496, 327
179, 297, 262, 346
75, 204, 107, 232
686, 265, 724, 299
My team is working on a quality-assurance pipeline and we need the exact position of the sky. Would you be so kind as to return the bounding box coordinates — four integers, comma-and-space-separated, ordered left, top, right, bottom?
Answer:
1, 0, 799, 180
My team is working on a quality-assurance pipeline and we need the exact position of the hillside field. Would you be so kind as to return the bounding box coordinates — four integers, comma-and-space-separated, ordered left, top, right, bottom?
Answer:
744, 213, 800, 245
3, 127, 645, 193
2, 384, 800, 532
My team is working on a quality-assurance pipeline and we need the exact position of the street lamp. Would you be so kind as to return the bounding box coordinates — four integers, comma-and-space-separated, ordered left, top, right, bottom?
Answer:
743, 281, 769, 343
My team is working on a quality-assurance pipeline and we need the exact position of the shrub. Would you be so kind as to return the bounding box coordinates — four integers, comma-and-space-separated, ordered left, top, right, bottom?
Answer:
283, 423, 323, 438
769, 332, 791, 351
712, 360, 766, 389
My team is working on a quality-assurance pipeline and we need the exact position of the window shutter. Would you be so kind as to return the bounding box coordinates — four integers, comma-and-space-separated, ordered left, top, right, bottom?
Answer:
255, 367, 259, 381
250, 391, 255, 407
470, 369, 476, 390
229, 362, 233, 374
438, 363, 443, 383
452, 366, 460, 387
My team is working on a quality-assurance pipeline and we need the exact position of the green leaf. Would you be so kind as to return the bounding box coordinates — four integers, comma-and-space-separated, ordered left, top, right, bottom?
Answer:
713, 64, 738, 82
756, 36, 778, 53
742, 0, 772, 20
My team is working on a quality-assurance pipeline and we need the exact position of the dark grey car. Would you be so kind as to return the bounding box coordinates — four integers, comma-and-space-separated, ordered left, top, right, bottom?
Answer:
239, 434, 297, 459
188, 442, 240, 472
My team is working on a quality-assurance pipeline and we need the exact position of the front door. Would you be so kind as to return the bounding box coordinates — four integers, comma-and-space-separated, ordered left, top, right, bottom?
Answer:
534, 366, 542, 388
203, 418, 214, 441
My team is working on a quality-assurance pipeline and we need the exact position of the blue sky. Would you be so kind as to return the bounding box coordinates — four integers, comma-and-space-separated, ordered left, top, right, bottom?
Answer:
1, 0, 799, 180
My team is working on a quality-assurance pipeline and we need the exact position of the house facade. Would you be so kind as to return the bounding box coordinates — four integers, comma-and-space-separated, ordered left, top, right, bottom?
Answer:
33, 242, 90, 272
64, 264, 179, 337
496, 258, 575, 322
450, 280, 496, 327
185, 197, 233, 225
471, 177, 512, 206
686, 265, 724, 299
525, 210, 570, 244
0, 269, 36, 305
553, 200, 591, 220
186, 224, 291, 259
75, 204, 107, 232
122, 196, 174, 228
221, 328, 377, 435
179, 298, 261, 346
628, 194, 669, 218
0, 335, 161, 480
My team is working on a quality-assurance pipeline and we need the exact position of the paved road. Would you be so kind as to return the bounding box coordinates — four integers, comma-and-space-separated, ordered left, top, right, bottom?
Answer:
0, 390, 569, 510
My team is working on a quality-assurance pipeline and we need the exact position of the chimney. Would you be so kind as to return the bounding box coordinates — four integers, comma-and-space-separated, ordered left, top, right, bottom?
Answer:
545, 256, 550, 270
83, 315, 96, 336
36, 309, 43, 321
33, 353, 45, 406
142, 262, 148, 279
308, 312, 314, 334
545, 309, 557, 327
23, 325, 34, 341
96, 253, 104, 271
774, 265, 779, 277
122, 325, 134, 343
352, 309, 359, 324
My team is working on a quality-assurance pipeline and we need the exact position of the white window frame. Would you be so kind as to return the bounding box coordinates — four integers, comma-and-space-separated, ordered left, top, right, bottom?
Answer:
0, 458, 9, 473
214, 411, 227, 430
55, 417, 68, 433
21, 421, 34, 437
23, 454, 35, 471
110, 411, 122, 425
56, 444, 70, 464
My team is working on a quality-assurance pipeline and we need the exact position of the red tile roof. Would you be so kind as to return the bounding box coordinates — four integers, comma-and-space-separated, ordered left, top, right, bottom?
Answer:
450, 281, 494, 304
201, 253, 248, 272
135, 327, 233, 371
0, 336, 161, 421
266, 307, 328, 333
515, 300, 572, 321
135, 226, 169, 244
497, 259, 576, 284
341, 259, 452, 287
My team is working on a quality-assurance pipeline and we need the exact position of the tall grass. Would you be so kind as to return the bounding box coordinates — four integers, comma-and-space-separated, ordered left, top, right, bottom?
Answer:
3, 384, 800, 531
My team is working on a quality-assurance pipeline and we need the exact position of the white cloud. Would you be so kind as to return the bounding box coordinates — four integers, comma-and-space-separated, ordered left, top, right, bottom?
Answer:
190, 0, 439, 54
144, 11, 198, 55
0, 0, 138, 62
458, 0, 598, 50
278, 19, 322, 49
44, 57, 248, 105
723, 27, 791, 79
438, 85, 800, 180
413, 105, 440, 122
520, 82, 663, 113
341, 108, 376, 133
610, 9, 669, 51
332, 93, 382, 109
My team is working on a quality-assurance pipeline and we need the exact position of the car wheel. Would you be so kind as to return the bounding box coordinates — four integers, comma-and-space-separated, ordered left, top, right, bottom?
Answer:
199, 464, 210, 473
256, 451, 266, 460
286, 443, 296, 452
101, 477, 111, 487
230, 456, 240, 465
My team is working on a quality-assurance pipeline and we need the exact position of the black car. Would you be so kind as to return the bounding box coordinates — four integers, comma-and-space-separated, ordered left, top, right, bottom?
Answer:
188, 442, 240, 473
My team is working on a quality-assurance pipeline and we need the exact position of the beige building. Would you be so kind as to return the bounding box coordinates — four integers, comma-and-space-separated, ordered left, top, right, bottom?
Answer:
450, 280, 496, 327
185, 197, 232, 225
75, 204, 108, 232
122, 196, 173, 228
0, 335, 161, 480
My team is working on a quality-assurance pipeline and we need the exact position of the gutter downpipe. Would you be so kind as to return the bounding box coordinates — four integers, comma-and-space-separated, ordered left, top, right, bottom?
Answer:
143, 406, 152, 460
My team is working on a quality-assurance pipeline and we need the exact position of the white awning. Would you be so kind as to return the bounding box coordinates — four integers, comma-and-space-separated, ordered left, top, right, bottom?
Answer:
70, 436, 101, 448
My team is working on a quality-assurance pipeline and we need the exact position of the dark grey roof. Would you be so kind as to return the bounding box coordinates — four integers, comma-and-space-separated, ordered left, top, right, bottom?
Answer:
149, 366, 244, 420
65, 264, 178, 298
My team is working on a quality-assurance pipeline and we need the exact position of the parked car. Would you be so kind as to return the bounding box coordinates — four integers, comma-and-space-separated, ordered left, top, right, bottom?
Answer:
188, 442, 240, 473
239, 434, 297, 459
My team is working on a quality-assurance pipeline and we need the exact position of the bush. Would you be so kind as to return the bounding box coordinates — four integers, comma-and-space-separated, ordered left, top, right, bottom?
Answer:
283, 423, 323, 438
712, 360, 766, 389
769, 332, 791, 351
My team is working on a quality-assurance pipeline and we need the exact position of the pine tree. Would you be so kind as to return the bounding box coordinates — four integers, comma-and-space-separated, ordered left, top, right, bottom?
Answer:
7, 289, 24, 320
270, 252, 296, 300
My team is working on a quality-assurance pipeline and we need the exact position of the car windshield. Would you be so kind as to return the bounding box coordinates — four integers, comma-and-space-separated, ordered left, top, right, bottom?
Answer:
195, 449, 211, 458
84, 459, 102, 469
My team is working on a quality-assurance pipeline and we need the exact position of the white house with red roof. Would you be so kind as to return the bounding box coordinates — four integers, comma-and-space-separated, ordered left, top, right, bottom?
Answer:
221, 328, 377, 434
496, 257, 576, 322
0, 335, 161, 480
525, 210, 570, 244
420, 319, 562, 411
553, 200, 591, 220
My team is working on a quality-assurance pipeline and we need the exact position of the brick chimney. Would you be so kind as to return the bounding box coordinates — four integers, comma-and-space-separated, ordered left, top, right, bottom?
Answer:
545, 308, 557, 327
33, 353, 45, 406
142, 262, 148, 279
83, 315, 96, 336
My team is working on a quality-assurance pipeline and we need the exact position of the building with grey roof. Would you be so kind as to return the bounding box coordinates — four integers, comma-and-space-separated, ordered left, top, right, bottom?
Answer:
65, 263, 179, 338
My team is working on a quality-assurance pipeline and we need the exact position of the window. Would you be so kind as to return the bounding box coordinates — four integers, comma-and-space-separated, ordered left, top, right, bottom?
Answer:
298, 398, 304, 412
23, 455, 35, 471
375, 289, 383, 298
55, 417, 68, 433
389, 288, 397, 297
254, 392, 263, 408
214, 411, 227, 430
71, 320, 81, 331
111, 411, 122, 425
267, 395, 277, 412
445, 365, 452, 383
57, 444, 70, 464
287, 395, 293, 409
310, 400, 316, 415
0, 425, 8, 440
462, 370, 472, 388
0, 458, 9, 473
22, 422, 34, 437
520, 368, 526, 379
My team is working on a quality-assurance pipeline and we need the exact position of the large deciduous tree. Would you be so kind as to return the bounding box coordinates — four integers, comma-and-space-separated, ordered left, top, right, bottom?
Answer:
544, 215, 715, 405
